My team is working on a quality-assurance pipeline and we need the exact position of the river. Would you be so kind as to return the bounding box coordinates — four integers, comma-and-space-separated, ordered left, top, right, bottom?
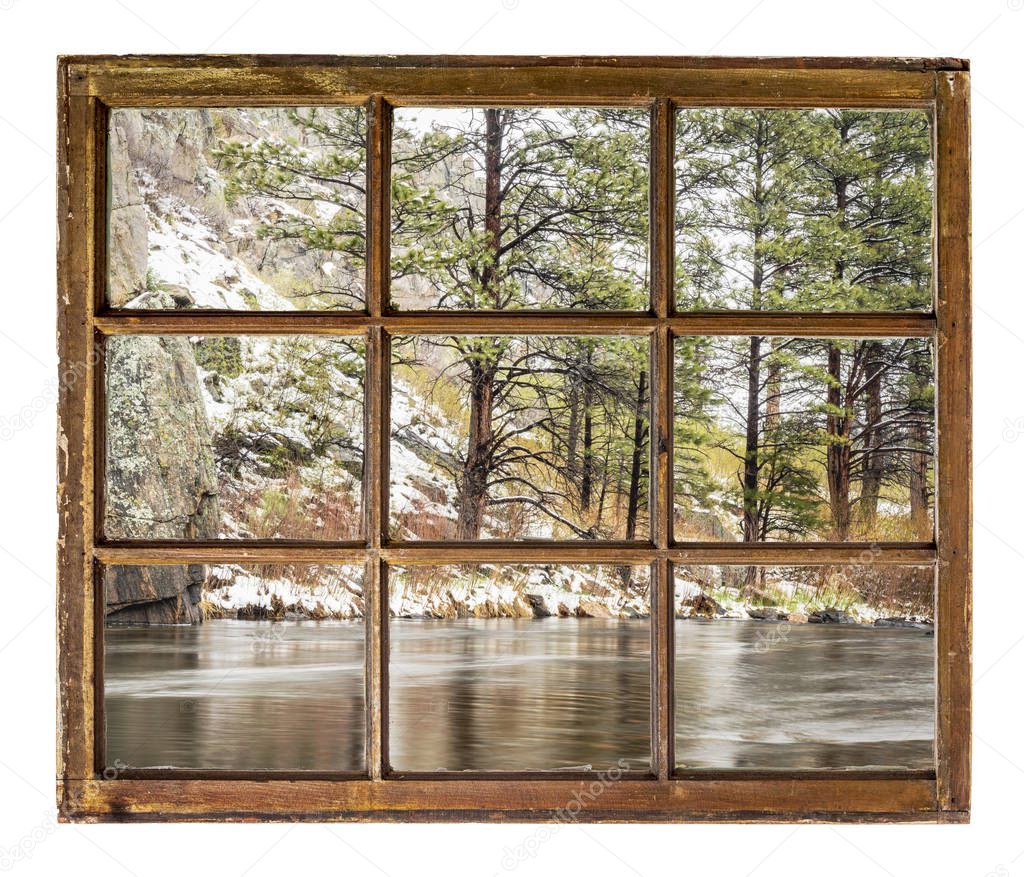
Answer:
104, 618, 933, 772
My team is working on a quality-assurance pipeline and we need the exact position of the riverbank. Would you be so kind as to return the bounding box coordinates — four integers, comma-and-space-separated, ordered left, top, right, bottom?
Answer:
198, 564, 932, 630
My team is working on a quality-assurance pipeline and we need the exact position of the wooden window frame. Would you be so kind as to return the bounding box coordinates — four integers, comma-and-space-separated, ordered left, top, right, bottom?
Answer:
56, 55, 971, 823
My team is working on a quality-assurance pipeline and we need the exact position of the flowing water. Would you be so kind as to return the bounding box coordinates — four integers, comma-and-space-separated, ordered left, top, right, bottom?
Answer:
105, 618, 933, 772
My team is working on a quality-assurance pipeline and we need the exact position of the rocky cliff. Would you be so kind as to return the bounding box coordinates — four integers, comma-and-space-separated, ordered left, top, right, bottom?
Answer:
104, 107, 224, 624
104, 296, 221, 623
105, 563, 207, 625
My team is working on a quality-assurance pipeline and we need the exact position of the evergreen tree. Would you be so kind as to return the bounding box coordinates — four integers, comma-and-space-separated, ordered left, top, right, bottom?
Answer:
392, 108, 649, 537
793, 110, 932, 538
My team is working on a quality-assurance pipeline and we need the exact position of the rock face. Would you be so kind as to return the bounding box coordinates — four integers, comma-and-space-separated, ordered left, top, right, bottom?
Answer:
808, 607, 858, 625
525, 593, 552, 618
575, 598, 614, 619
112, 108, 217, 204
105, 564, 205, 625
679, 593, 725, 619
105, 109, 228, 625
107, 121, 149, 307
747, 606, 788, 622
104, 293, 221, 624
108, 108, 223, 306
874, 617, 933, 630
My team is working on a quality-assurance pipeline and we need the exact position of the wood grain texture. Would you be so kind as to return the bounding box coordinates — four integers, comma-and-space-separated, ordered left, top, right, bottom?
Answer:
93, 541, 936, 566
651, 558, 674, 780
366, 96, 390, 318
59, 55, 970, 71
649, 97, 676, 788
58, 776, 937, 822
934, 70, 972, 815
92, 310, 935, 337
64, 59, 941, 107
365, 557, 385, 780
650, 97, 674, 548
56, 71, 100, 797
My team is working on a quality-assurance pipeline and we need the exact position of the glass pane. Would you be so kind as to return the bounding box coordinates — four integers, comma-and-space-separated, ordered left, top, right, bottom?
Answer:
104, 335, 364, 540
390, 335, 649, 540
390, 107, 649, 310
104, 563, 365, 770
675, 109, 932, 311
674, 336, 934, 541
389, 564, 651, 771
674, 565, 935, 770
108, 108, 366, 310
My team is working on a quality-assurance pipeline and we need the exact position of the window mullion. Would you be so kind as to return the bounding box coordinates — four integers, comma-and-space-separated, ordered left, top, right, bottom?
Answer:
650, 97, 675, 780
365, 94, 391, 780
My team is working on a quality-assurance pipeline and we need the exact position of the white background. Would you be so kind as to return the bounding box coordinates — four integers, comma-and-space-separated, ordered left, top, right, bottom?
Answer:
0, 1, 1019, 874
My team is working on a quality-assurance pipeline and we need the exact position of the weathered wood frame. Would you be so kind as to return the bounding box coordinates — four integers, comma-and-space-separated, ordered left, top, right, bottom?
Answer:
56, 55, 971, 823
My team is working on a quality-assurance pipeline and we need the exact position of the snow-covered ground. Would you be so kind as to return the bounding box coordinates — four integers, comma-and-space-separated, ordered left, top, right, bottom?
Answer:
204, 564, 364, 619
133, 169, 295, 311
387, 377, 460, 535
206, 562, 652, 621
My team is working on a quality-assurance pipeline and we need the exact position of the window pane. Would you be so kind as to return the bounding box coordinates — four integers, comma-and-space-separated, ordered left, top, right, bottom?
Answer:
675, 109, 932, 311
674, 565, 934, 770
674, 336, 934, 541
108, 108, 366, 310
390, 335, 650, 540
104, 563, 365, 770
104, 335, 364, 540
390, 107, 649, 310
389, 564, 651, 771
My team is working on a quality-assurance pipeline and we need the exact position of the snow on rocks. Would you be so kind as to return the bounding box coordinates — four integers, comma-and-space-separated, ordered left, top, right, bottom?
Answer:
387, 565, 650, 621
205, 564, 364, 621
138, 185, 294, 311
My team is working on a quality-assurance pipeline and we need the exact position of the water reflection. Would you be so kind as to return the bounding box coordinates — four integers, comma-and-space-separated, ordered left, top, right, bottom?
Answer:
104, 618, 934, 772
104, 620, 365, 770
675, 621, 934, 770
388, 618, 652, 771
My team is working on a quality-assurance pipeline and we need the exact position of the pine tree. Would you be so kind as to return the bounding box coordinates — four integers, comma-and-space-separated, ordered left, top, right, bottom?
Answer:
792, 110, 932, 538
392, 108, 649, 537
675, 109, 816, 544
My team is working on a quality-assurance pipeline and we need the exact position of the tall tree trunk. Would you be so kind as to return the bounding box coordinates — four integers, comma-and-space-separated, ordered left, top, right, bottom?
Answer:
580, 384, 594, 513
909, 416, 930, 539
479, 108, 502, 308
595, 448, 610, 532
624, 368, 647, 541
456, 109, 503, 538
826, 123, 852, 541
742, 131, 766, 592
565, 376, 581, 477
764, 337, 781, 435
457, 356, 495, 539
742, 335, 762, 543
826, 343, 851, 540
741, 132, 767, 549
859, 341, 885, 528
908, 354, 931, 539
